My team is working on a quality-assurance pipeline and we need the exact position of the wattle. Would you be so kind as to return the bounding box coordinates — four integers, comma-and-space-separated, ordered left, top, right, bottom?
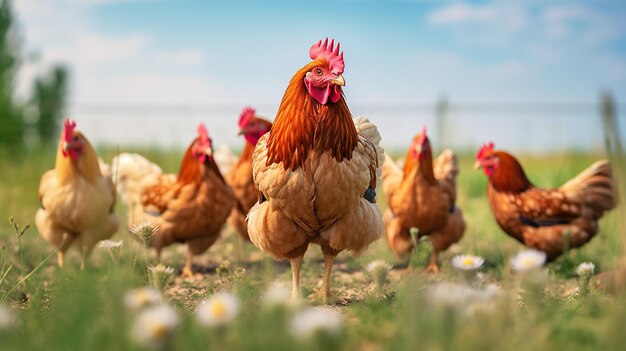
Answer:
244, 134, 261, 146
305, 81, 341, 105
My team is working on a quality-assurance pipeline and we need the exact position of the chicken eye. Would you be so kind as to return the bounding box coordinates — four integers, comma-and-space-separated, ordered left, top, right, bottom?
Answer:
72, 136, 79, 142
314, 68, 323, 76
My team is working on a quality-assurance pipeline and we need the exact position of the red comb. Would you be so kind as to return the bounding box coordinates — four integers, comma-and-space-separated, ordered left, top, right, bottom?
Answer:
63, 118, 77, 143
238, 106, 256, 128
309, 38, 345, 75
477, 142, 495, 159
197, 123, 211, 145
417, 125, 428, 145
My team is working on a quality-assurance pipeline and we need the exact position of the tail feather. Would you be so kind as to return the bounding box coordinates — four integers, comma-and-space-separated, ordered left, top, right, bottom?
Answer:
213, 143, 238, 175
98, 157, 112, 179
111, 153, 163, 205
433, 149, 459, 181
560, 160, 618, 217
382, 152, 403, 200
354, 116, 385, 189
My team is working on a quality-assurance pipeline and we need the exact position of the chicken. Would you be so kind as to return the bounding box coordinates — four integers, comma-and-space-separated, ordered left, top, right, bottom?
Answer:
36, 119, 119, 268
382, 127, 465, 272
225, 107, 272, 241
112, 124, 234, 276
475, 142, 617, 259
247, 38, 384, 300
213, 143, 238, 176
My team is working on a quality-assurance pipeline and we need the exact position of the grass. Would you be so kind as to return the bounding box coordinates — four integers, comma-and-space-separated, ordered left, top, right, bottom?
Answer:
0, 145, 624, 350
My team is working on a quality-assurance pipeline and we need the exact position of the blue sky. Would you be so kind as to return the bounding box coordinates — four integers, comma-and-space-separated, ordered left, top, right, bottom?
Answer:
13, 0, 626, 150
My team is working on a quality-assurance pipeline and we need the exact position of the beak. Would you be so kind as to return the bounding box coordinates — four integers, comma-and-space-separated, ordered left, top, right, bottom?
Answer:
205, 147, 213, 157
331, 75, 345, 86
237, 127, 245, 136
473, 161, 482, 170
63, 142, 71, 152
414, 145, 422, 155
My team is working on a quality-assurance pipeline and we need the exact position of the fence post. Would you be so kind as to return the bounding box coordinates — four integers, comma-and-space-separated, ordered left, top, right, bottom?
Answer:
435, 94, 449, 149
599, 91, 626, 265
601, 92, 623, 155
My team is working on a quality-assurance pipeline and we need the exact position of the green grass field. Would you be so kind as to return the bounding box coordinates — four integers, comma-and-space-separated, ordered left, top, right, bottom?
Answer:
0, 147, 624, 350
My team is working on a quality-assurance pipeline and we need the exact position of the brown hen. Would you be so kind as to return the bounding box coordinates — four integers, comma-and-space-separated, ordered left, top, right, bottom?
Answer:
225, 107, 272, 241
382, 127, 465, 272
475, 142, 617, 259
247, 38, 384, 300
112, 124, 234, 276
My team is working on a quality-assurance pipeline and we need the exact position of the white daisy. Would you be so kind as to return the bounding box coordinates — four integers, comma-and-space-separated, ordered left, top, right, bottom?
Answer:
98, 240, 123, 249
290, 307, 343, 339
428, 282, 501, 316
575, 262, 595, 277
510, 249, 547, 272
0, 304, 16, 330
196, 292, 240, 327
149, 264, 175, 276
451, 255, 485, 271
130, 304, 180, 350
148, 264, 176, 291
428, 282, 477, 307
124, 287, 162, 311
261, 282, 292, 307
129, 221, 160, 245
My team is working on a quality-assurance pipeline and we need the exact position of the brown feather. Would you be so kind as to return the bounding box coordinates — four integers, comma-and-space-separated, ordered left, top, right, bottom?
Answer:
383, 139, 464, 264
485, 151, 617, 258
267, 59, 358, 171
490, 151, 533, 193
402, 137, 435, 184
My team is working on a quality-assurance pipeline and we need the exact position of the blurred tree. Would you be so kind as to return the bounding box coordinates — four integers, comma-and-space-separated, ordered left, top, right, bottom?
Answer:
0, 0, 22, 149
32, 65, 69, 145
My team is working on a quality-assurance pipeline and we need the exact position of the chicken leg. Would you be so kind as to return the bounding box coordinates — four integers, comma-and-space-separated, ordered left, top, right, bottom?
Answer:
320, 254, 335, 302
426, 210, 465, 273
80, 245, 87, 271
182, 237, 217, 278
56, 232, 76, 268
155, 248, 162, 263
181, 254, 194, 278
289, 256, 304, 300
57, 252, 65, 268
425, 251, 440, 273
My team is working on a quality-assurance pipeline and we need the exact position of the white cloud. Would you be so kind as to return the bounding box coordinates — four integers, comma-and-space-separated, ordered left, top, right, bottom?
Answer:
13, 0, 216, 105
541, 5, 625, 44
542, 6, 589, 22
74, 72, 227, 105
409, 50, 531, 101
427, 3, 528, 33
153, 49, 206, 65
428, 3, 497, 24
46, 33, 151, 66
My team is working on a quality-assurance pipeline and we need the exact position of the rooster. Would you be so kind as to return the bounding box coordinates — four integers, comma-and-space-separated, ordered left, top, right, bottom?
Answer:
382, 127, 465, 272
247, 38, 384, 300
475, 142, 617, 258
112, 124, 234, 276
225, 107, 272, 241
36, 119, 119, 268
